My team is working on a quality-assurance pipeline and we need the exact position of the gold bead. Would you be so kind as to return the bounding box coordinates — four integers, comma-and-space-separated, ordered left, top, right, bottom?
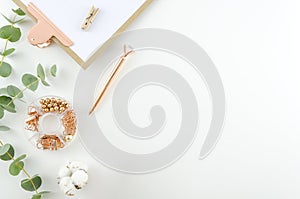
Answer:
60, 107, 65, 111
50, 108, 54, 112
53, 103, 57, 107
45, 98, 50, 103
47, 103, 53, 108
54, 106, 59, 111
44, 108, 49, 112
51, 98, 56, 102
56, 99, 62, 104
42, 105, 47, 109
40, 99, 44, 104
65, 135, 73, 142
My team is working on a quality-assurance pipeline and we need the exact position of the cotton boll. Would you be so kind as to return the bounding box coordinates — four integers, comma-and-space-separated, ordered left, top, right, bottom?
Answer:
68, 161, 88, 173
71, 170, 88, 189
58, 166, 72, 178
59, 177, 75, 196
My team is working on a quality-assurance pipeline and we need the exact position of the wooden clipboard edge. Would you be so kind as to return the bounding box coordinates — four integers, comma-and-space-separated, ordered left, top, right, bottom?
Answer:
12, 0, 153, 69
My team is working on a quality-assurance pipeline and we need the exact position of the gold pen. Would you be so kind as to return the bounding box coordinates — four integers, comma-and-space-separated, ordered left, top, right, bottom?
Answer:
89, 45, 134, 115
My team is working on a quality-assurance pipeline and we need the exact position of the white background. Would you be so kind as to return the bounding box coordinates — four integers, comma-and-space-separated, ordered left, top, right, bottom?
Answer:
0, 0, 300, 198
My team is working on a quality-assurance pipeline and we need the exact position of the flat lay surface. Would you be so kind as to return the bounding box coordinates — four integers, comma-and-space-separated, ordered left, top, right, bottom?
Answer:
1, 0, 300, 198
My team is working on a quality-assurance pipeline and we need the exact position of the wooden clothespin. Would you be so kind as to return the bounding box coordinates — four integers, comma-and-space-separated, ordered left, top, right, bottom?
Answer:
81, 6, 100, 31
27, 2, 73, 48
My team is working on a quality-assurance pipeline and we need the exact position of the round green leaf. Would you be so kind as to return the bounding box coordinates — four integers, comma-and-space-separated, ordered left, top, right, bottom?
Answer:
0, 125, 10, 131
0, 144, 14, 161
21, 175, 42, 192
37, 64, 45, 81
0, 62, 12, 77
22, 74, 39, 91
9, 154, 26, 176
0, 25, 21, 42
0, 96, 16, 113
7, 85, 23, 98
9, 160, 24, 176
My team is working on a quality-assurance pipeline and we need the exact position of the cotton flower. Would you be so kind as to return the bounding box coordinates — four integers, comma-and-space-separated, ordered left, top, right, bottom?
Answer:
58, 161, 88, 196
58, 166, 72, 178
71, 170, 88, 189
58, 177, 76, 196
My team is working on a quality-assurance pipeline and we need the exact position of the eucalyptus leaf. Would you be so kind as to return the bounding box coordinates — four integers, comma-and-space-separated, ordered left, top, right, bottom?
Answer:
7, 85, 23, 98
0, 96, 16, 113
0, 125, 10, 131
31, 194, 41, 199
32, 191, 50, 199
0, 144, 14, 161
9, 154, 26, 176
9, 160, 24, 176
0, 62, 12, 77
0, 88, 8, 94
1, 14, 14, 24
12, 8, 26, 16
3, 48, 15, 56
22, 74, 39, 91
41, 80, 50, 86
50, 65, 57, 77
37, 64, 45, 81
0, 107, 4, 119
21, 175, 42, 192
39, 191, 50, 195
0, 25, 21, 42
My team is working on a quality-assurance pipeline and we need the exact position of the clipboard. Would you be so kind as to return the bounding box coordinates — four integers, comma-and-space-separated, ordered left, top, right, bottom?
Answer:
12, 0, 153, 69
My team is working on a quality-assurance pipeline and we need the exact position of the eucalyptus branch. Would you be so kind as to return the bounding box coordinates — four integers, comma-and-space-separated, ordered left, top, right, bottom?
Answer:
0, 9, 25, 78
7, 78, 40, 107
0, 139, 49, 198
0, 39, 9, 66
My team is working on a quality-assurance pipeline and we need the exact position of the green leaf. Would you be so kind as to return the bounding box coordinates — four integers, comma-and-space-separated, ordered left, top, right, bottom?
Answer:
0, 96, 16, 113
39, 191, 50, 195
31, 191, 50, 199
0, 125, 10, 131
1, 14, 14, 24
0, 88, 8, 95
0, 62, 12, 77
37, 64, 45, 81
9, 160, 24, 176
50, 65, 57, 77
9, 154, 26, 176
41, 80, 50, 86
22, 74, 39, 91
21, 175, 42, 192
7, 85, 23, 98
0, 144, 14, 161
2, 48, 15, 56
0, 25, 21, 42
31, 194, 41, 199
12, 8, 26, 16
0, 107, 4, 119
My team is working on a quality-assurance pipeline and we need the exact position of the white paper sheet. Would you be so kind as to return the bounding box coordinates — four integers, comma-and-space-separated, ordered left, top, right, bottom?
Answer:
21, 0, 147, 62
